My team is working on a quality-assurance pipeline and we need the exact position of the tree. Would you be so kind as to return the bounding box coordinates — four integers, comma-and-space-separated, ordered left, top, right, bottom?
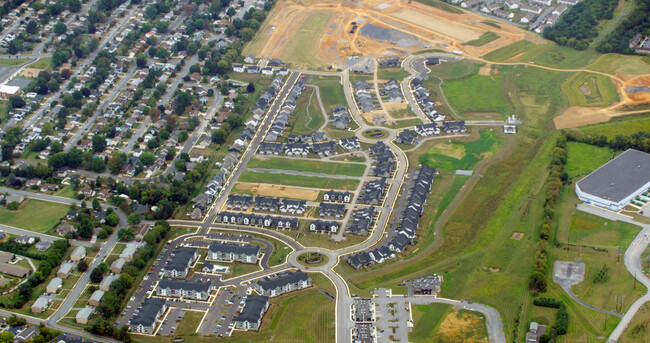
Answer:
91, 157, 106, 173
53, 22, 67, 35
7, 202, 19, 210
118, 227, 135, 241
240, 27, 254, 42
139, 152, 155, 166
0, 331, 14, 343
212, 129, 226, 144
135, 54, 147, 68
92, 134, 106, 153
90, 268, 104, 283
227, 7, 236, 16
26, 21, 38, 35
8, 96, 25, 109
106, 212, 120, 226
246, 82, 255, 93
127, 213, 141, 225
77, 259, 89, 272
92, 198, 101, 211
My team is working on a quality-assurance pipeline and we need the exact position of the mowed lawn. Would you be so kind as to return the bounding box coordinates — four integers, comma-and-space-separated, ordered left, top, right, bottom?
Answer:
310, 76, 347, 112
0, 199, 68, 233
564, 141, 614, 179
419, 130, 502, 170
247, 156, 366, 177
409, 303, 452, 342
567, 210, 640, 249
578, 113, 650, 139
238, 171, 359, 190
443, 73, 511, 116
483, 40, 599, 69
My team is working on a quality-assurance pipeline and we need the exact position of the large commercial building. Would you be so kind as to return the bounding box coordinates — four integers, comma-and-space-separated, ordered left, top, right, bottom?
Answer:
575, 149, 650, 211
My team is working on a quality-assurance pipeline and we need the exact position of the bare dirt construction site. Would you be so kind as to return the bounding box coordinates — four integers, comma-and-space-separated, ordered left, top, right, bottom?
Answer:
243, 0, 532, 69
234, 183, 320, 201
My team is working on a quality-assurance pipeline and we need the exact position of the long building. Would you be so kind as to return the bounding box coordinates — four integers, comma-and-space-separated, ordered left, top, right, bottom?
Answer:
207, 242, 261, 264
254, 270, 311, 297
575, 149, 650, 211
156, 280, 214, 300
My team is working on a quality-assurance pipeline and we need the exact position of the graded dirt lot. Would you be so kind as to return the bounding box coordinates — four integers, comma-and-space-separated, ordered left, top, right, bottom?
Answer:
436, 310, 488, 343
234, 182, 320, 201
19, 68, 43, 78
245, 0, 531, 69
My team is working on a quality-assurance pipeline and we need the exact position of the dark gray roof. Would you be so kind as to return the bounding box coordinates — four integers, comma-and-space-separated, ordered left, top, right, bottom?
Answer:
208, 242, 260, 256
258, 270, 310, 291
234, 295, 268, 323
158, 279, 211, 293
165, 247, 197, 271
577, 149, 650, 203
131, 298, 166, 327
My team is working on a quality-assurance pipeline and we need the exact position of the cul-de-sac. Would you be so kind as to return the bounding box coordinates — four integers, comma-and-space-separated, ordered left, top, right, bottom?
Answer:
0, 0, 649, 342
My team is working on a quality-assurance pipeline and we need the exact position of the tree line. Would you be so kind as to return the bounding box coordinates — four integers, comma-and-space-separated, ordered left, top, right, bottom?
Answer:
596, 0, 650, 53
565, 130, 650, 154
543, 0, 617, 50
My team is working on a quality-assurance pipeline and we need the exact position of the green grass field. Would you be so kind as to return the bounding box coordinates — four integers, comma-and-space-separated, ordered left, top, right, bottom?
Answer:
409, 303, 452, 342
419, 130, 502, 170
377, 67, 410, 81
310, 76, 346, 113
462, 31, 499, 47
429, 59, 476, 80
567, 210, 640, 249
578, 113, 650, 138
247, 156, 366, 177
238, 171, 359, 190
561, 72, 620, 107
176, 311, 203, 335
443, 72, 511, 116
29, 57, 51, 70
483, 41, 600, 69
564, 141, 614, 179
0, 58, 29, 66
0, 199, 68, 233
621, 302, 650, 343
587, 54, 650, 75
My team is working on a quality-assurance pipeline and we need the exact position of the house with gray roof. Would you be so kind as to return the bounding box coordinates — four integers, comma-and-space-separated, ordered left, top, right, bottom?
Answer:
31, 295, 49, 314
100, 274, 120, 292
89, 290, 105, 306
76, 306, 94, 324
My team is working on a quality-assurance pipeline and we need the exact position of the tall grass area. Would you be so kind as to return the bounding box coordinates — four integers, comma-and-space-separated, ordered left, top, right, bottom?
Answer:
276, 12, 332, 70
577, 113, 650, 138
483, 41, 600, 69
409, 303, 452, 342
564, 141, 614, 179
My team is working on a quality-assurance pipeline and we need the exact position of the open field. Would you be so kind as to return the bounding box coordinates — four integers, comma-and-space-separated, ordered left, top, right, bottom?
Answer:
135, 273, 334, 343
587, 54, 650, 76
419, 130, 502, 170
310, 76, 346, 113
483, 41, 601, 69
377, 67, 410, 81
233, 182, 320, 201
621, 302, 650, 343
462, 31, 499, 47
30, 57, 51, 70
429, 59, 476, 80
409, 303, 452, 342
176, 310, 203, 335
577, 113, 650, 138
0, 199, 68, 234
238, 171, 359, 190
433, 309, 488, 343
562, 72, 620, 107
247, 156, 366, 177
443, 72, 511, 117
564, 142, 614, 179
289, 87, 325, 135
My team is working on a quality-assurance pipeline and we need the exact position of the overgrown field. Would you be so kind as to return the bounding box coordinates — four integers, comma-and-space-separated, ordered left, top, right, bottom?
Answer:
0, 199, 68, 234
561, 71, 619, 107
564, 141, 614, 179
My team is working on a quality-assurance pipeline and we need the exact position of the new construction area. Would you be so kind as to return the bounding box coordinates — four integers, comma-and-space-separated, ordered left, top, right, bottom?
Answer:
575, 149, 650, 212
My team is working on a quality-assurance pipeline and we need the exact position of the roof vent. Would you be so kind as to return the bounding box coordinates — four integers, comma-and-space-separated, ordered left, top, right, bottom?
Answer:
610, 183, 614, 186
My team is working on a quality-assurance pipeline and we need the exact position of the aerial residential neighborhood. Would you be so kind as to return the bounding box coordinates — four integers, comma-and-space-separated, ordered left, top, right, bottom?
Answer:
0, 0, 648, 342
